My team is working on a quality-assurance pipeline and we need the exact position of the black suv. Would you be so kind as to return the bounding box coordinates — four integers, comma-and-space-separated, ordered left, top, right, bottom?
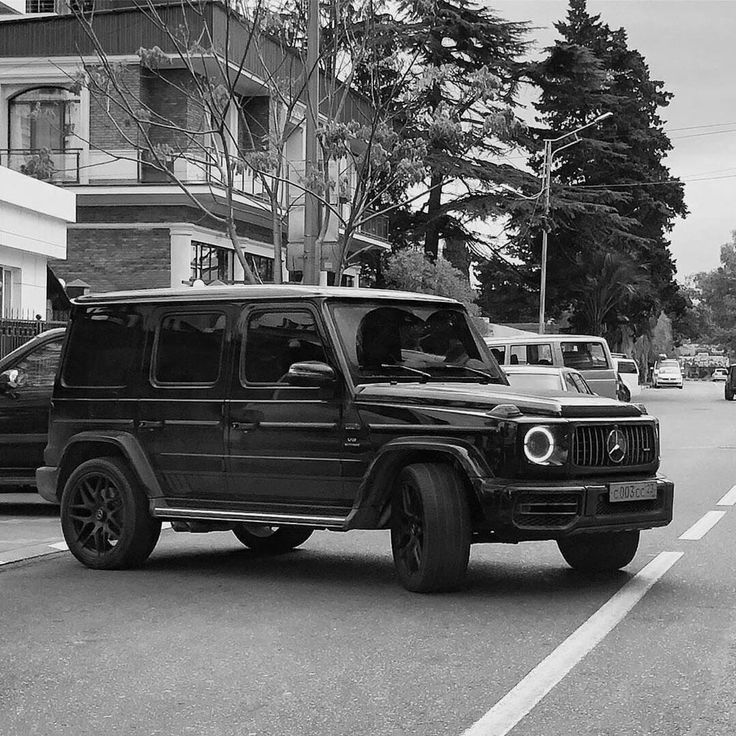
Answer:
38, 286, 674, 592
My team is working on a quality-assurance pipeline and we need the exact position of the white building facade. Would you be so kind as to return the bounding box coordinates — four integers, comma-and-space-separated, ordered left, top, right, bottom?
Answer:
0, 164, 74, 317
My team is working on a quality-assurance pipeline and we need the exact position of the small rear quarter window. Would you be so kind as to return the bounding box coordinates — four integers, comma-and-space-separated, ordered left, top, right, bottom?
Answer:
62, 307, 143, 387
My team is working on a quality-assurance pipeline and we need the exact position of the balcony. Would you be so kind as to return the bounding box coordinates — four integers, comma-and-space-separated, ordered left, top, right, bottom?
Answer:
0, 149, 81, 184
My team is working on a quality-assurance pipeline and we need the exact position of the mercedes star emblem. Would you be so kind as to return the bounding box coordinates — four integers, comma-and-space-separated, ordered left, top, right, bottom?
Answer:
606, 428, 628, 464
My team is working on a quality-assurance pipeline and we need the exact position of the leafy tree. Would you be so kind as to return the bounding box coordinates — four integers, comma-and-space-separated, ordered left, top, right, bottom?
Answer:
695, 232, 736, 352
382, 248, 479, 314
480, 0, 686, 338
348, 0, 531, 262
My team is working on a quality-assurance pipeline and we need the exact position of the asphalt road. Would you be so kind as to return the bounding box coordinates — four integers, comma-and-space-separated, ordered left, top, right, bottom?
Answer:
1, 380, 735, 736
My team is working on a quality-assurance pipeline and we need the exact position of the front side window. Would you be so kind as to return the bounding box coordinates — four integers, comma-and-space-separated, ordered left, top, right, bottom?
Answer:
14, 338, 64, 388
561, 341, 610, 371
154, 312, 225, 385
63, 307, 143, 387
242, 310, 327, 385
330, 303, 504, 384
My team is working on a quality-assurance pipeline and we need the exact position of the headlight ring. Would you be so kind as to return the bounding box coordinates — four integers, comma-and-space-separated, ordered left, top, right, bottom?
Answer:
524, 426, 555, 464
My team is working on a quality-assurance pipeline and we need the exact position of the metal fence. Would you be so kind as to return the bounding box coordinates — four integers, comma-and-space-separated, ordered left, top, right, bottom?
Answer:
0, 318, 67, 359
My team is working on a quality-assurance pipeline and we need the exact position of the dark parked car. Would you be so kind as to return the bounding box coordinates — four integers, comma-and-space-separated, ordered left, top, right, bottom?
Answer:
37, 286, 674, 592
724, 366, 736, 400
0, 328, 65, 489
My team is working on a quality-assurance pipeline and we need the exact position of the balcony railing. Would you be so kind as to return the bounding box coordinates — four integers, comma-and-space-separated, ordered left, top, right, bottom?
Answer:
357, 210, 389, 240
0, 149, 81, 184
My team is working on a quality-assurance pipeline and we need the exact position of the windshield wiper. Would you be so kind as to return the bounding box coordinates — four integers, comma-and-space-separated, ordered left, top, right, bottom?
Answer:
434, 363, 494, 383
358, 363, 431, 382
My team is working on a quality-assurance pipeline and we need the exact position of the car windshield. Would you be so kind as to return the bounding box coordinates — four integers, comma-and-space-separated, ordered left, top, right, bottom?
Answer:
329, 303, 505, 383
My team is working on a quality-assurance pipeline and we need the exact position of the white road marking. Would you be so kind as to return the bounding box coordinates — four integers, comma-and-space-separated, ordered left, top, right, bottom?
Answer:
48, 541, 68, 551
460, 551, 683, 736
717, 485, 736, 506
679, 510, 726, 540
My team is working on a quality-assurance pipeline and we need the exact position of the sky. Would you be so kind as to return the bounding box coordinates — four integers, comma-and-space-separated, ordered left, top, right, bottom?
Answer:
486, 0, 736, 280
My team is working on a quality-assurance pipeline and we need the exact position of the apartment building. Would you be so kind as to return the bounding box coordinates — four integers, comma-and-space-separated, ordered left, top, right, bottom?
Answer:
0, 0, 388, 292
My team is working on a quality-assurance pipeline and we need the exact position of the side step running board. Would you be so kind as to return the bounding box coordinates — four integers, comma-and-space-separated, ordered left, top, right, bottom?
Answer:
151, 503, 350, 530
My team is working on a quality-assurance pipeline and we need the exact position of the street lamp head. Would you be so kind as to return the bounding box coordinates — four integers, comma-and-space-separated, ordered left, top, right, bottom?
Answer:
592, 111, 614, 124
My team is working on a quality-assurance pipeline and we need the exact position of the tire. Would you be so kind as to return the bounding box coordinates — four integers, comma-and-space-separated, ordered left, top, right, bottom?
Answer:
557, 530, 640, 572
232, 524, 313, 553
726, 387, 734, 401
390, 463, 471, 593
60, 457, 161, 570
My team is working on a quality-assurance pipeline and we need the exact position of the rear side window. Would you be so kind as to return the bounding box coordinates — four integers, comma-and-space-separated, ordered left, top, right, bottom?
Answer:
153, 312, 225, 385
489, 345, 506, 363
561, 341, 610, 371
617, 360, 638, 375
510, 343, 553, 366
63, 307, 143, 387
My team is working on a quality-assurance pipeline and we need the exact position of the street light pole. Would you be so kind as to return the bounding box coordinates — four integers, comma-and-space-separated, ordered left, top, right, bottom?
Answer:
537, 112, 612, 334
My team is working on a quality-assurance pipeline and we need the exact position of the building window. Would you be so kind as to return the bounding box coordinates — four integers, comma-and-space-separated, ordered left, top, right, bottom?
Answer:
25, 0, 55, 11
247, 254, 274, 283
190, 242, 234, 284
8, 87, 81, 181
9, 87, 80, 152
0, 268, 14, 318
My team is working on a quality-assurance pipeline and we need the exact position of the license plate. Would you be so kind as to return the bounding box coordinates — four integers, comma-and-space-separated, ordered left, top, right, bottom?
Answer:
609, 480, 657, 502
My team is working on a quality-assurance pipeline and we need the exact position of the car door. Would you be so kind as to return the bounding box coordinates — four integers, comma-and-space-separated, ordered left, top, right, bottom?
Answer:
136, 308, 230, 503
0, 333, 64, 475
226, 304, 350, 513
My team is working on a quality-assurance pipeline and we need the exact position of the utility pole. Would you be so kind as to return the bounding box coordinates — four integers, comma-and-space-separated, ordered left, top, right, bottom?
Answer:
302, 0, 321, 285
537, 112, 613, 334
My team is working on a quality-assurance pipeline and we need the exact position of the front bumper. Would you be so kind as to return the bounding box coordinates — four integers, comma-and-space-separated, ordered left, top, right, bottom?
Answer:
475, 475, 674, 540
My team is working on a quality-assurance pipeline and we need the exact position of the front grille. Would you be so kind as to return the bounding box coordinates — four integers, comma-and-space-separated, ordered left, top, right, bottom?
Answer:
513, 492, 581, 528
571, 424, 655, 468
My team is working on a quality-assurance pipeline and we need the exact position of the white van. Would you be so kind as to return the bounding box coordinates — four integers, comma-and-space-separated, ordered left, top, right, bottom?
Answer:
485, 333, 618, 398
612, 355, 641, 398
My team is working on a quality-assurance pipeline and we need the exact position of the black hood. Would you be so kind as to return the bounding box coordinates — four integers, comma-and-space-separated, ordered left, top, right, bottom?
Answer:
354, 382, 644, 418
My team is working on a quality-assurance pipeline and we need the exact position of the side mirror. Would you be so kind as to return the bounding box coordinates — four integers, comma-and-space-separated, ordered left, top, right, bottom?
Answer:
284, 361, 336, 387
0, 368, 26, 397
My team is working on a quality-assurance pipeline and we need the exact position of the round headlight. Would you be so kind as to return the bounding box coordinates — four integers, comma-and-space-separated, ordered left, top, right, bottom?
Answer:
524, 426, 555, 464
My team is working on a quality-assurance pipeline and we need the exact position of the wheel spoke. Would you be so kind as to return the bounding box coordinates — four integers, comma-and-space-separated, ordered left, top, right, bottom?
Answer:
78, 480, 96, 508
76, 522, 96, 548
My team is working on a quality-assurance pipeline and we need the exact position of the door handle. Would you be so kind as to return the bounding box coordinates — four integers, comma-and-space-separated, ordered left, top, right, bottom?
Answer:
231, 421, 258, 431
138, 420, 164, 430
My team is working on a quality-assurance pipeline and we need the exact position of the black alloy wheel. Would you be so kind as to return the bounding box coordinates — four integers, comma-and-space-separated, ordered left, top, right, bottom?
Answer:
232, 524, 313, 553
390, 463, 471, 593
60, 457, 161, 570
557, 530, 640, 572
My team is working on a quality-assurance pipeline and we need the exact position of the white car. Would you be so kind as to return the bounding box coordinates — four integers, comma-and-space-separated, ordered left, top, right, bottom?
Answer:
502, 365, 595, 395
613, 356, 641, 398
652, 359, 683, 389
712, 368, 728, 382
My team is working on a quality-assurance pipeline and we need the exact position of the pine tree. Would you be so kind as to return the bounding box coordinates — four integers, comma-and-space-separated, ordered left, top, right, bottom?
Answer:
478, 0, 687, 340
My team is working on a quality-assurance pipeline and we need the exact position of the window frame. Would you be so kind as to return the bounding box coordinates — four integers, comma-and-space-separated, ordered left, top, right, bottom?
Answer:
150, 309, 227, 388
239, 305, 330, 388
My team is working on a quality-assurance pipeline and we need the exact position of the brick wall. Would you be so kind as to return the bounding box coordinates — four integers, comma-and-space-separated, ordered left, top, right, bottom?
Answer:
57, 228, 171, 293
89, 65, 143, 151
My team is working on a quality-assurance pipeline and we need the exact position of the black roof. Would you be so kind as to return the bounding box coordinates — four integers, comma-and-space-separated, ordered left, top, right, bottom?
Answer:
73, 285, 459, 306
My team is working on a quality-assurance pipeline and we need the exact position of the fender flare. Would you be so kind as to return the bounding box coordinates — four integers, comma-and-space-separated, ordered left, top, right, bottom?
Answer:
347, 435, 493, 528
56, 431, 163, 500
